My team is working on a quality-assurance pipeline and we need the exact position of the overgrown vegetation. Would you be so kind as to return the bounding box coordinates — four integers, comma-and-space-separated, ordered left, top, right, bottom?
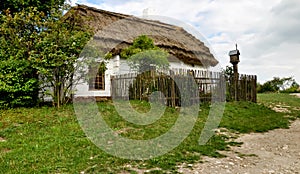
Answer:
222, 65, 234, 80
257, 77, 299, 93
31, 8, 92, 107
0, 8, 43, 108
0, 0, 65, 15
1, 94, 298, 173
0, 1, 93, 108
120, 35, 170, 72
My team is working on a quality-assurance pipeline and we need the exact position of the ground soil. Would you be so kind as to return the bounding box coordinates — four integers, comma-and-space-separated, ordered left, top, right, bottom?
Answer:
178, 94, 300, 174
128, 119, 300, 174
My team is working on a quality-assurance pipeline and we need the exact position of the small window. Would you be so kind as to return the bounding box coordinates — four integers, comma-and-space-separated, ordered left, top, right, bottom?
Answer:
89, 66, 105, 90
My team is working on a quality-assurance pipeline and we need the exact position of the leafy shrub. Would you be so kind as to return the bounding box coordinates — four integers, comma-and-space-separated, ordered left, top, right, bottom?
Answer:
0, 59, 39, 108
257, 77, 299, 93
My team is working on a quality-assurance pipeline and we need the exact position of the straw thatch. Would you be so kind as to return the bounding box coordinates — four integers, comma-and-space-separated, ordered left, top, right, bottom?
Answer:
67, 4, 218, 67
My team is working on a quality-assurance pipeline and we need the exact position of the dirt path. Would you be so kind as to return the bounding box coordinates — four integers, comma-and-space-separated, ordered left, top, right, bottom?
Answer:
178, 119, 300, 174
179, 95, 300, 174
291, 93, 300, 98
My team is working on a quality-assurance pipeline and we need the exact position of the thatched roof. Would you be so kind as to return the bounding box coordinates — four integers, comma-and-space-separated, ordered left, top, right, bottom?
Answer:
67, 4, 218, 67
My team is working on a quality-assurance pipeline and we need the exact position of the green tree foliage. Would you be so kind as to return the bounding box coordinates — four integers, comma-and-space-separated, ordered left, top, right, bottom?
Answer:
281, 82, 299, 93
0, 8, 44, 108
0, 60, 38, 108
120, 35, 157, 59
31, 8, 93, 107
222, 66, 234, 80
257, 77, 299, 93
222, 66, 234, 101
0, 5, 93, 108
128, 50, 169, 72
0, 0, 65, 15
120, 35, 170, 72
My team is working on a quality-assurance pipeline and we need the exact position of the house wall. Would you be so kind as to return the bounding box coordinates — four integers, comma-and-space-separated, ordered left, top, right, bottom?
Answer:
169, 61, 205, 72
75, 55, 119, 97
74, 55, 206, 97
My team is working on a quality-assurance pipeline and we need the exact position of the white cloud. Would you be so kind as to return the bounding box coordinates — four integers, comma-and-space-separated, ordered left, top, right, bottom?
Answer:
70, 0, 80, 6
78, 0, 300, 83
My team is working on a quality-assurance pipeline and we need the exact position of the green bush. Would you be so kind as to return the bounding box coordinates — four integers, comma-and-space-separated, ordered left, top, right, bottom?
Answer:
257, 77, 299, 93
281, 84, 300, 93
0, 59, 39, 108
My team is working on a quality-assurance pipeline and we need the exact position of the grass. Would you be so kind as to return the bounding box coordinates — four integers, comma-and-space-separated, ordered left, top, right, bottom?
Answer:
258, 93, 300, 118
220, 101, 290, 133
0, 93, 299, 173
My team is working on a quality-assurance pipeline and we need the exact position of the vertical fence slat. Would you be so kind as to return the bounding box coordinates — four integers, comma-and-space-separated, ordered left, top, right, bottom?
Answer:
111, 69, 257, 106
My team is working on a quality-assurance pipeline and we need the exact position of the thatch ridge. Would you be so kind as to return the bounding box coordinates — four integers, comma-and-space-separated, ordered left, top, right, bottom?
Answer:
68, 4, 218, 67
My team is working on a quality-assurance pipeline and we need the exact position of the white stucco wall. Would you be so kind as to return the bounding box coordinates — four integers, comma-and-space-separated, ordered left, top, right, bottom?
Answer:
74, 55, 121, 97
74, 55, 207, 97
169, 61, 205, 72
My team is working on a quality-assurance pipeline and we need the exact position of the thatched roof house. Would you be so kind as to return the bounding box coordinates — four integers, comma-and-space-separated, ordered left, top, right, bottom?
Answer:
66, 5, 218, 67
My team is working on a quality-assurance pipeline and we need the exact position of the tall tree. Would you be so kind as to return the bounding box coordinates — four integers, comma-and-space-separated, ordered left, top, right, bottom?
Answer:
31, 8, 93, 107
0, 8, 45, 108
0, 4, 93, 108
0, 0, 65, 15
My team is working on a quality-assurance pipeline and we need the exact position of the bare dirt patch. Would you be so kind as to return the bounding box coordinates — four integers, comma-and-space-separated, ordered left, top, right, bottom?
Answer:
1, 148, 11, 154
178, 120, 300, 174
290, 93, 300, 98
0, 137, 10, 154
177, 95, 300, 173
272, 105, 291, 113
0, 137, 6, 142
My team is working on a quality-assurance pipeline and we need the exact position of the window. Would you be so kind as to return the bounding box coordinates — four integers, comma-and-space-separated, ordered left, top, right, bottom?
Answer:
89, 66, 105, 90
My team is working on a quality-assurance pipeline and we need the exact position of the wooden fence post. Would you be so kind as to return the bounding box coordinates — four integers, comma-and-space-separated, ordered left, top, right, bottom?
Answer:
110, 69, 257, 106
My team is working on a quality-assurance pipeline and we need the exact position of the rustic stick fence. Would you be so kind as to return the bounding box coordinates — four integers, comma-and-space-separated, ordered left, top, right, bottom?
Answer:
111, 69, 256, 107
226, 74, 257, 102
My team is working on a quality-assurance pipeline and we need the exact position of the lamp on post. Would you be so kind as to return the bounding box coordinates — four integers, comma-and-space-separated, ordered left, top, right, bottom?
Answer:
229, 44, 240, 101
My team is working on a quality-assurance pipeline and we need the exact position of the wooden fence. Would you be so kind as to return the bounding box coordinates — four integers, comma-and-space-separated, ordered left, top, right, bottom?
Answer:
111, 69, 256, 107
226, 74, 257, 102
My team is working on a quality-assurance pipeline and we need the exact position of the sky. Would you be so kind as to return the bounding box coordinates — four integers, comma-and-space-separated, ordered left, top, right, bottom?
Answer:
71, 0, 300, 83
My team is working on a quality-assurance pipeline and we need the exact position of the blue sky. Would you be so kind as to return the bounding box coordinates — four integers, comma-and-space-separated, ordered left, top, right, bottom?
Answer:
71, 0, 300, 83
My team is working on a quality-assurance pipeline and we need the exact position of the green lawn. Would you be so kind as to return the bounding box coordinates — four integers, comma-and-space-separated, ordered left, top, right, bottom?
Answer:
258, 93, 300, 118
0, 94, 299, 173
